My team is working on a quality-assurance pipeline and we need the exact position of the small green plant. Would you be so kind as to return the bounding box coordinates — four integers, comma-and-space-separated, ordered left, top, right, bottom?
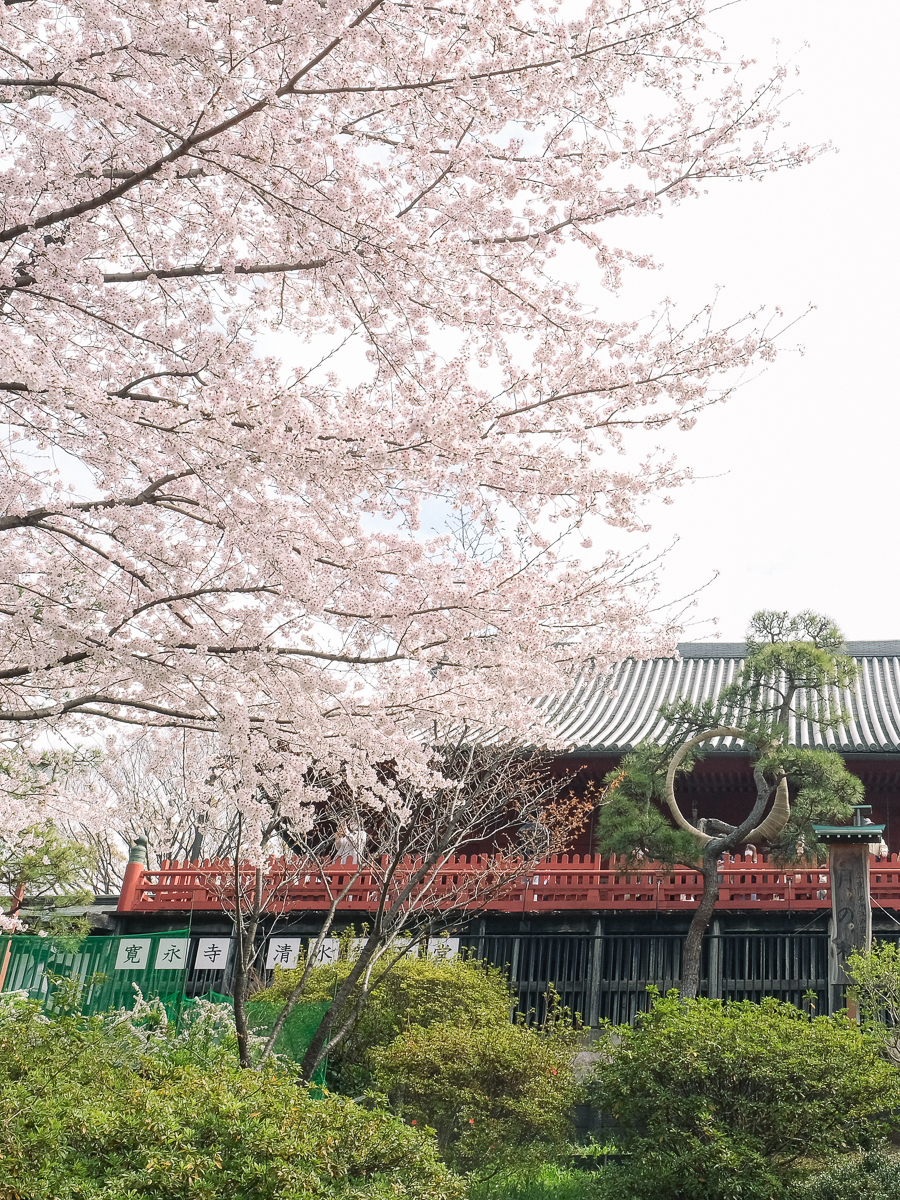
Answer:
794, 1146, 900, 1200
467, 1163, 607, 1200
43, 967, 107, 1014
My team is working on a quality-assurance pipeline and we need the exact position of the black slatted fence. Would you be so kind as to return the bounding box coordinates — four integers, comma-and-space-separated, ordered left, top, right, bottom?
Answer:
462, 928, 829, 1024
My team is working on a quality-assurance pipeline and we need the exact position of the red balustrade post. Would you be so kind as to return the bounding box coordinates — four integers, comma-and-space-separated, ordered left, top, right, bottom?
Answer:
118, 860, 144, 912
0, 882, 27, 992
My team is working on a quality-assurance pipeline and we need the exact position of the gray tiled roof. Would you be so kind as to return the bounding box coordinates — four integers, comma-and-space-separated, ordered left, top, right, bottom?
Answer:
544, 642, 900, 755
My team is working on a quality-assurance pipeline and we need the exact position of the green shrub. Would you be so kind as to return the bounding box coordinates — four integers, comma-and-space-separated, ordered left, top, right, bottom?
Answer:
467, 1163, 607, 1200
253, 948, 514, 1093
586, 990, 900, 1200
795, 1147, 900, 1200
370, 1007, 582, 1175
257, 948, 583, 1174
0, 995, 464, 1200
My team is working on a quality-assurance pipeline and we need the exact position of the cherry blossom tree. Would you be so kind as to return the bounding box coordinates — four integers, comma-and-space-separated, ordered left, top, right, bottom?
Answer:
53, 720, 589, 1071
0, 746, 101, 868
260, 739, 589, 1078
80, 734, 239, 885
1, 0, 817, 836
202, 738, 589, 1073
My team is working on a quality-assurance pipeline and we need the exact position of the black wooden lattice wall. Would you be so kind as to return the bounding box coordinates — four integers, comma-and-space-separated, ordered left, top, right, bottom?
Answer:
463, 929, 830, 1024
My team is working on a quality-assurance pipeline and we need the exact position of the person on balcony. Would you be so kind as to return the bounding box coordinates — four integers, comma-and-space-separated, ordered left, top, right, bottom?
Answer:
334, 823, 367, 862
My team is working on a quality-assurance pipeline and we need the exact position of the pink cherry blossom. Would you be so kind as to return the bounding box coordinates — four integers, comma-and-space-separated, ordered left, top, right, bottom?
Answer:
0, 1, 816, 835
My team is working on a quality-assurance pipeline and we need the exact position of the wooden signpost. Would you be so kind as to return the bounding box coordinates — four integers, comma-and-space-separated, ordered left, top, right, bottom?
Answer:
813, 805, 885, 1016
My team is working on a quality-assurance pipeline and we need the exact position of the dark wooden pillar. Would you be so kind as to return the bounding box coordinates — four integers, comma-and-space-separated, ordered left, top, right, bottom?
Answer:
815, 806, 884, 1016
828, 844, 872, 1016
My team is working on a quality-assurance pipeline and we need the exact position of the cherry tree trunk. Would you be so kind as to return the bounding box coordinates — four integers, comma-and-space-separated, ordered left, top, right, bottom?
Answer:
299, 941, 380, 1082
233, 959, 253, 1070
233, 865, 263, 1070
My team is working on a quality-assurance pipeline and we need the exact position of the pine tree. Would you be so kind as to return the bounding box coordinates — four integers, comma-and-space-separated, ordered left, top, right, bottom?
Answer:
594, 611, 864, 997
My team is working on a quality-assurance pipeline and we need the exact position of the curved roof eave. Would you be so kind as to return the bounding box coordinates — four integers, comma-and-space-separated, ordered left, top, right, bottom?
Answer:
549, 641, 900, 756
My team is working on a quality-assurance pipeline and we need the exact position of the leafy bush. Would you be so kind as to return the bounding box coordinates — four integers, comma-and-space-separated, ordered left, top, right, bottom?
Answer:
370, 1003, 583, 1175
586, 990, 900, 1200
0, 994, 464, 1200
794, 1147, 900, 1200
253, 947, 514, 1093
257, 947, 582, 1173
847, 941, 900, 1064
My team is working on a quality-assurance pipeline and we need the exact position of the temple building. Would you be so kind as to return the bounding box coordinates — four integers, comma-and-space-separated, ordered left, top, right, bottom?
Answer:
8, 641, 900, 1021
547, 639, 900, 856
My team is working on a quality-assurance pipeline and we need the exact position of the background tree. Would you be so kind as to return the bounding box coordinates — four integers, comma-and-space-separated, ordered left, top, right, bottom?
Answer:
1, 0, 817, 843
845, 942, 900, 1067
74, 735, 241, 891
594, 611, 864, 998
0, 750, 99, 926
0, 823, 94, 955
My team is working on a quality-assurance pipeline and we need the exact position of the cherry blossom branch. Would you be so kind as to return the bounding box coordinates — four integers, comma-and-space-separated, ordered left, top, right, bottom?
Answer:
0, 0, 387, 243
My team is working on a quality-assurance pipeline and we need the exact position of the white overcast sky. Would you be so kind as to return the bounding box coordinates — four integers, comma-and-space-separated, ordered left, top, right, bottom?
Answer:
587, 0, 899, 643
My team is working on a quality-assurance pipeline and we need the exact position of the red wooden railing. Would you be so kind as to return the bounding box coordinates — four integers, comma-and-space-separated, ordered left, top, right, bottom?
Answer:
117, 852, 900, 914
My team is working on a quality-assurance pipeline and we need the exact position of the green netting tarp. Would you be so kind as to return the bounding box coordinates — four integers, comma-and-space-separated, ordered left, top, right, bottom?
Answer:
0, 935, 331, 1072
0, 931, 190, 1014
248, 998, 332, 1063
193, 991, 332, 1073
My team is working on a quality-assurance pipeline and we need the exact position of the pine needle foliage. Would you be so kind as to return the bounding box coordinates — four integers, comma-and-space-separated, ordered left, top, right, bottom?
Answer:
594, 611, 863, 869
